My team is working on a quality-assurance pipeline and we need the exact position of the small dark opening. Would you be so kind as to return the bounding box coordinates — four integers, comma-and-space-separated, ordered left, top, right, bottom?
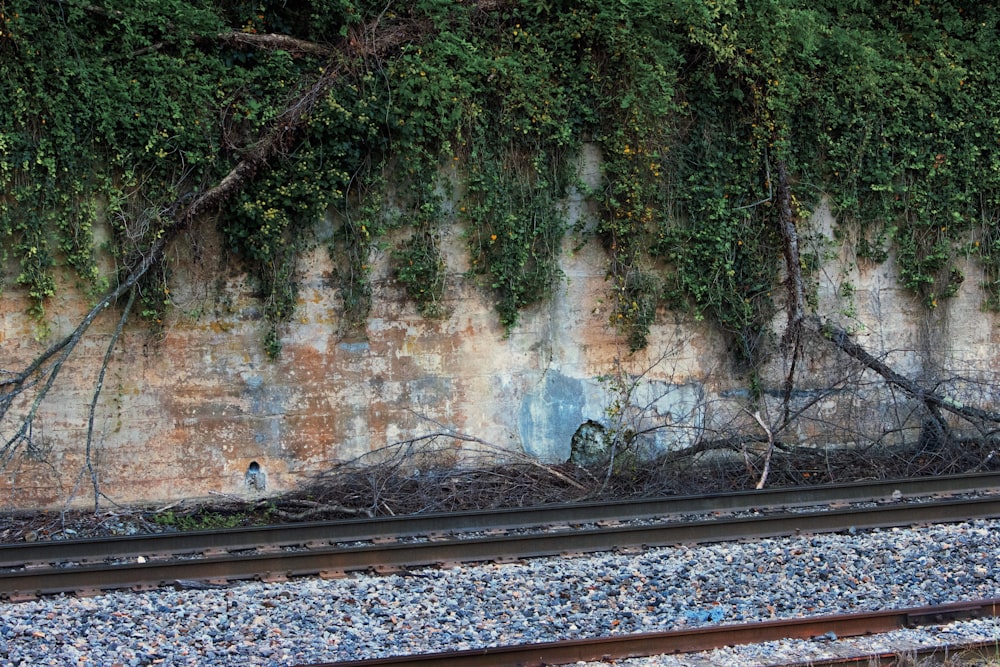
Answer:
245, 461, 265, 491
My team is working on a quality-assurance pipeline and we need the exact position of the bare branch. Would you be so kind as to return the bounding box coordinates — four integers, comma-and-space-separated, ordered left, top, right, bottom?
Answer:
263, 498, 374, 520
774, 159, 806, 427
749, 409, 774, 489
85, 288, 137, 512
776, 161, 806, 333
217, 32, 335, 57
404, 410, 589, 492
817, 318, 1000, 424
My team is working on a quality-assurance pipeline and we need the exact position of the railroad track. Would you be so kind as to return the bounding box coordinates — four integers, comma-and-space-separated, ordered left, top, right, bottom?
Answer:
3, 473, 1000, 666
2, 472, 1000, 602
296, 599, 1000, 666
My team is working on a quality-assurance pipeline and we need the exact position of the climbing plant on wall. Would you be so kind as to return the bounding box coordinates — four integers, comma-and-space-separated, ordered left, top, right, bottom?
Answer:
2, 0, 999, 365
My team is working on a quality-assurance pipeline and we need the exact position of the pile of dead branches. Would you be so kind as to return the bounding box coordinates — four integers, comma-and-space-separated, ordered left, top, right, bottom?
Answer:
241, 430, 1000, 523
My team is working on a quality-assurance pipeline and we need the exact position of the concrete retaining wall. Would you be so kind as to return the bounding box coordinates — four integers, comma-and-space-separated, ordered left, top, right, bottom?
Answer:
2, 193, 997, 509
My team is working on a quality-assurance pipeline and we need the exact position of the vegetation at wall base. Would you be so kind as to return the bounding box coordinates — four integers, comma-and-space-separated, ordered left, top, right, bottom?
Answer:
3, 432, 997, 542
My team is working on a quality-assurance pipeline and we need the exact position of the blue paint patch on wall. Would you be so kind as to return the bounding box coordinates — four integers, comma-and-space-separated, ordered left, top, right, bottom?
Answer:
242, 376, 289, 454
518, 371, 585, 462
406, 376, 453, 407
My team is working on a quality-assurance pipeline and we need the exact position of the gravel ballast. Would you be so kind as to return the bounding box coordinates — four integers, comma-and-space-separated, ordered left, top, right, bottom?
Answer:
1, 519, 999, 666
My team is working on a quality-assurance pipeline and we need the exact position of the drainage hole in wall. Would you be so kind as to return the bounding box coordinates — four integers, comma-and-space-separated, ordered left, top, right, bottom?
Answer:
245, 461, 266, 491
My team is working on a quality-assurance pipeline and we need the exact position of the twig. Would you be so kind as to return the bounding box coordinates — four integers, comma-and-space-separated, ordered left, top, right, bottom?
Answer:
85, 288, 137, 512
749, 410, 775, 489
405, 410, 588, 491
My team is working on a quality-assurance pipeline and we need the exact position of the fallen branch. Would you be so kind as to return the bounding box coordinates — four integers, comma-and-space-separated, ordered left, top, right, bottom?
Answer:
749, 409, 775, 489
766, 156, 986, 452
817, 318, 1000, 425
402, 419, 590, 493
261, 498, 374, 520
422, 408, 590, 490
217, 32, 335, 57
657, 434, 768, 465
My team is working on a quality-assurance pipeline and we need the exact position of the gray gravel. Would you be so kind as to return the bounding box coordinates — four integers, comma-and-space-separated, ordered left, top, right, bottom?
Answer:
1, 519, 999, 666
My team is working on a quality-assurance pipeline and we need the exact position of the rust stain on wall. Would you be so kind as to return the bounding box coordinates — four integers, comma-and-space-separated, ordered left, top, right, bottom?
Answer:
2, 208, 999, 509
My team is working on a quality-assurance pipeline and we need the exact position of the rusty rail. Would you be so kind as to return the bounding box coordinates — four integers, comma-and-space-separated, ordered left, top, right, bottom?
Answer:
2, 494, 999, 600
299, 599, 1000, 667
3, 471, 999, 570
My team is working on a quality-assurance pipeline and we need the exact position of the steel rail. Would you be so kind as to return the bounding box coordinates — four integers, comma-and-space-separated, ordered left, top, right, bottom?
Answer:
293, 599, 1000, 667
2, 495, 999, 600
783, 640, 1000, 666
3, 471, 999, 569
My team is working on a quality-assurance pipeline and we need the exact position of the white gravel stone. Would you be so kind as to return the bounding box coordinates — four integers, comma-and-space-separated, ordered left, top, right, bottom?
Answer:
1, 519, 998, 666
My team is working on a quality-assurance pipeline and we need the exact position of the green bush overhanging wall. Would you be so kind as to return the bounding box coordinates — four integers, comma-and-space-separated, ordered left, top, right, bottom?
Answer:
2, 0, 998, 361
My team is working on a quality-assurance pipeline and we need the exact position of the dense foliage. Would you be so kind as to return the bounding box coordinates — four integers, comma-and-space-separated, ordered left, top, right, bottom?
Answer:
1, 0, 998, 362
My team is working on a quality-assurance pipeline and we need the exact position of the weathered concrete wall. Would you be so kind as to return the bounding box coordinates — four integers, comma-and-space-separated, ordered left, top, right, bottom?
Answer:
2, 191, 998, 509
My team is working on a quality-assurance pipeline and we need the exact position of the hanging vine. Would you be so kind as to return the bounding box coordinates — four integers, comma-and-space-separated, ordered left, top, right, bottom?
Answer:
1, 0, 998, 367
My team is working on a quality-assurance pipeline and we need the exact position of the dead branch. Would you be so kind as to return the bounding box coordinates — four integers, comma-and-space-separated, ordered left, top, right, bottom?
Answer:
749, 409, 775, 489
776, 161, 806, 334
774, 159, 806, 428
656, 434, 767, 465
261, 498, 374, 520
401, 412, 589, 492
217, 32, 335, 57
85, 288, 137, 512
817, 318, 1000, 425
766, 144, 999, 442
132, 42, 164, 57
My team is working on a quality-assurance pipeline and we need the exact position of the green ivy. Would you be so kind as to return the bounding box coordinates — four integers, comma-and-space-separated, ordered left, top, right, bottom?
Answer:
2, 0, 1000, 371
0, 0, 232, 318
786, 1, 1000, 308
393, 223, 447, 319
